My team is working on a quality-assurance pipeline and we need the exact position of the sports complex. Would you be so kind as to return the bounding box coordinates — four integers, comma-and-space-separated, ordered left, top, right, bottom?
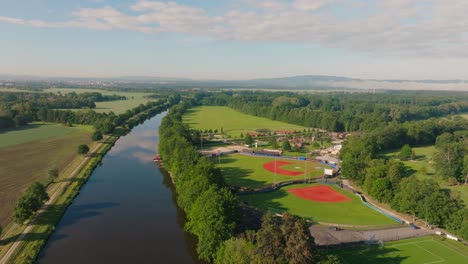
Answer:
183, 106, 468, 262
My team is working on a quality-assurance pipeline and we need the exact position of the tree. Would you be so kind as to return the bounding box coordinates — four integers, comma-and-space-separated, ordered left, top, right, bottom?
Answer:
14, 182, 49, 224
215, 238, 262, 264
78, 144, 90, 155
244, 134, 253, 146
281, 213, 314, 264
282, 140, 292, 151
256, 212, 284, 262
463, 155, 468, 184
91, 131, 103, 141
268, 136, 278, 149
48, 167, 59, 179
186, 187, 238, 262
399, 144, 415, 160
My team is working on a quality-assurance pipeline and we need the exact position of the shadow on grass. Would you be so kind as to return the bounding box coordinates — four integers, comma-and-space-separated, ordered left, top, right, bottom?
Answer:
240, 188, 289, 215
331, 245, 409, 264
0, 232, 48, 245
0, 124, 41, 135
221, 167, 270, 189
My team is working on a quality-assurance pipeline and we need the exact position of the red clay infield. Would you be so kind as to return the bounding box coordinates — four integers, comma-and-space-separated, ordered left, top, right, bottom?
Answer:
288, 185, 351, 203
263, 161, 304, 176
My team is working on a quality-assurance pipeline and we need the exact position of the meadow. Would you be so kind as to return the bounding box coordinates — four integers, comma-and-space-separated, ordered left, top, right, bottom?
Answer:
182, 106, 306, 137
0, 123, 92, 227
217, 153, 329, 189
332, 236, 468, 264
384, 145, 468, 204
240, 183, 396, 226
45, 88, 153, 114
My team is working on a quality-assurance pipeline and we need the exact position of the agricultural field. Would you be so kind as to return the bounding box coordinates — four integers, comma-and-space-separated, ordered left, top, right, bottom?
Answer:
0, 123, 93, 227
182, 106, 306, 137
217, 153, 329, 189
45, 88, 153, 114
240, 183, 396, 226
332, 236, 468, 264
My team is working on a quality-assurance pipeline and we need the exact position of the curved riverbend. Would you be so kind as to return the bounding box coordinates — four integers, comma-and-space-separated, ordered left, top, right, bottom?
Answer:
36, 112, 200, 264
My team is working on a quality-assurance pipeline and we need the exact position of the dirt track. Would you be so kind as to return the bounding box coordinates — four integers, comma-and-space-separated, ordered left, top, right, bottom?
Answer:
310, 225, 432, 246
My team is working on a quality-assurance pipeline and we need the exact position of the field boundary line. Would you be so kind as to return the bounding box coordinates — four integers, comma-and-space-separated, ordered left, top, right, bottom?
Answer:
413, 244, 444, 264
431, 239, 468, 259
387, 239, 433, 247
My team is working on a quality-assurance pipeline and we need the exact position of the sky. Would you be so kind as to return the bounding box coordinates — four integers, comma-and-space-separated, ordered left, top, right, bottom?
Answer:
0, 0, 468, 80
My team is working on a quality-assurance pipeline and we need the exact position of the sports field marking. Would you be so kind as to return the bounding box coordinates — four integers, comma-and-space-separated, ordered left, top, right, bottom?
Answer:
432, 239, 468, 259
413, 244, 444, 264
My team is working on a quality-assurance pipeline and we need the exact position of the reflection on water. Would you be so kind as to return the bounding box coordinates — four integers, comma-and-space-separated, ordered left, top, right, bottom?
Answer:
36, 112, 201, 264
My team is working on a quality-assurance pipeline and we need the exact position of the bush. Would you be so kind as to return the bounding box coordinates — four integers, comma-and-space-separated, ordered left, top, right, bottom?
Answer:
78, 144, 90, 155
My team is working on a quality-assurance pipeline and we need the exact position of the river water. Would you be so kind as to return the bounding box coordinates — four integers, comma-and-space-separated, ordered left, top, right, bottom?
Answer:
36, 112, 200, 264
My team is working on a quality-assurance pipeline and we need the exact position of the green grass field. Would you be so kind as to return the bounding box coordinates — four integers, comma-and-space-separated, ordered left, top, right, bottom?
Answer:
383, 145, 437, 177
240, 183, 396, 225
218, 153, 329, 189
45, 88, 153, 114
0, 122, 92, 148
183, 106, 306, 137
0, 123, 92, 227
384, 145, 468, 205
333, 236, 468, 264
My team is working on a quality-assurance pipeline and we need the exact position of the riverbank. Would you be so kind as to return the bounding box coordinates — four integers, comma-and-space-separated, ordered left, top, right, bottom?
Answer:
0, 104, 170, 264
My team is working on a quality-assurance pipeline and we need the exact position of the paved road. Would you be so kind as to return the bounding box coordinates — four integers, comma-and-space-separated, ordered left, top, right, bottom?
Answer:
0, 141, 104, 264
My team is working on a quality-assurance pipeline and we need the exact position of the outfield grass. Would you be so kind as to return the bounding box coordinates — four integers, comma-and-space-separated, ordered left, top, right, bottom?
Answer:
45, 88, 154, 114
240, 183, 396, 225
218, 153, 329, 189
0, 124, 92, 227
182, 106, 306, 137
333, 236, 468, 264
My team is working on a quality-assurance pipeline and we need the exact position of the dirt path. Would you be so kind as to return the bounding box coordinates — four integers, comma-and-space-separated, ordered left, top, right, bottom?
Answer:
0, 140, 104, 264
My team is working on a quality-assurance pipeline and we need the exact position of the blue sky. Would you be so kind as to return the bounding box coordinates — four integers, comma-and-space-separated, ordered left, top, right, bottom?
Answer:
0, 0, 467, 80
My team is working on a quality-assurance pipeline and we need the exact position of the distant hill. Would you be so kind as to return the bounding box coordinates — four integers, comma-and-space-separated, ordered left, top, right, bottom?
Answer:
1, 74, 468, 91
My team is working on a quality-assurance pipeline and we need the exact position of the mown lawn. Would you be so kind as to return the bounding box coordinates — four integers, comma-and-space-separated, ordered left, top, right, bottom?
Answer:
332, 236, 468, 264
217, 153, 329, 189
182, 106, 306, 137
240, 183, 396, 226
0, 124, 92, 227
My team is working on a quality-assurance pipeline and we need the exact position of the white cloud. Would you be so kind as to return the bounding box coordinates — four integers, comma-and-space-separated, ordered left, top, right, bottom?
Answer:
0, 0, 467, 58
292, 0, 328, 11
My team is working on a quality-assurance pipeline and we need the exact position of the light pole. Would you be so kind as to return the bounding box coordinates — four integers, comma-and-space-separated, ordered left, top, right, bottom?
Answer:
274, 155, 277, 185
304, 152, 307, 183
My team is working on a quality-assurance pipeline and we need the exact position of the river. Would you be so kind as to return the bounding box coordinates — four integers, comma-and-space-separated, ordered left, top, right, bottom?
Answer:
36, 112, 200, 264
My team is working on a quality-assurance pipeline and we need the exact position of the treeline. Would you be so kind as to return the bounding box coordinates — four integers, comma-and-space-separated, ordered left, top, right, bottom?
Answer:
159, 100, 320, 263
0, 91, 126, 129
159, 100, 238, 261
340, 117, 468, 240
197, 91, 468, 132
